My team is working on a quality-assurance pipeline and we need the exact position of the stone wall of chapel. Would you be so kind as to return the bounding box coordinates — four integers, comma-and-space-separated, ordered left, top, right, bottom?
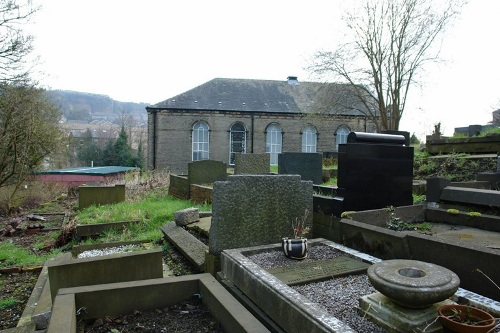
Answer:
149, 109, 375, 174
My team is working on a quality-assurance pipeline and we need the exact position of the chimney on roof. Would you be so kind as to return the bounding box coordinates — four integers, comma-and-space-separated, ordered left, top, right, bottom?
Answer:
287, 76, 299, 85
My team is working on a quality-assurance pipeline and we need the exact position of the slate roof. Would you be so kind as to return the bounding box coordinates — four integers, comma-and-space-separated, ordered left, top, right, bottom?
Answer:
149, 78, 372, 116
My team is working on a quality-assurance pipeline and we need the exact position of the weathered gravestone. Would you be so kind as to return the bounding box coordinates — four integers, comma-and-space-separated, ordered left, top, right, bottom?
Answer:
278, 152, 323, 184
79, 184, 125, 209
333, 132, 413, 215
208, 174, 313, 256
234, 153, 270, 174
188, 160, 227, 185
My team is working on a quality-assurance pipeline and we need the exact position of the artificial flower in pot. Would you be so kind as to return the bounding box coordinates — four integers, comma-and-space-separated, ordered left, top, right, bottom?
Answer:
438, 304, 496, 333
282, 210, 310, 260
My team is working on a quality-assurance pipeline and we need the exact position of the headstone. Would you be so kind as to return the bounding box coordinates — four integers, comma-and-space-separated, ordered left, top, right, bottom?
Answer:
208, 174, 313, 256
234, 153, 270, 174
266, 256, 370, 285
278, 152, 323, 184
79, 184, 125, 209
174, 207, 200, 226
333, 132, 413, 215
426, 177, 451, 202
188, 160, 227, 185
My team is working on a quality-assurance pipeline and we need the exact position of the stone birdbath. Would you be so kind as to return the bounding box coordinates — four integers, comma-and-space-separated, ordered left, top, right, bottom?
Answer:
367, 259, 460, 309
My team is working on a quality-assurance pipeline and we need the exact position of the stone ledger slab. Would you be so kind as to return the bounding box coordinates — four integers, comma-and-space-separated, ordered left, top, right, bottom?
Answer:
266, 256, 371, 285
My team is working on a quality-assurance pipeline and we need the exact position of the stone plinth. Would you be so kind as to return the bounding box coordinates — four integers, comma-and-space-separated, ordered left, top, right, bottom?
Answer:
358, 292, 454, 333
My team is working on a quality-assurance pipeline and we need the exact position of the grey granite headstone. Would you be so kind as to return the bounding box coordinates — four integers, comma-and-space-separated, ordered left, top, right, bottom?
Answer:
209, 174, 313, 255
234, 153, 270, 174
188, 160, 227, 185
267, 256, 370, 285
278, 153, 323, 184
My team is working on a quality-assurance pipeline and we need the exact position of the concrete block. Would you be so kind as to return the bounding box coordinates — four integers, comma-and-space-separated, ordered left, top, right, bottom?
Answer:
441, 186, 500, 208
174, 207, 200, 226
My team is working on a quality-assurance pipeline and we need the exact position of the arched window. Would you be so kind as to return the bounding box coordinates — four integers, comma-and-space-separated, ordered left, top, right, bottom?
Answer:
336, 125, 350, 151
229, 123, 246, 165
302, 126, 317, 153
265, 123, 282, 166
192, 122, 209, 161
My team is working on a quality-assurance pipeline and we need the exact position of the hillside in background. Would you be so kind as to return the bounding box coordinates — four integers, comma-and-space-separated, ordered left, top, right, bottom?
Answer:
46, 90, 149, 124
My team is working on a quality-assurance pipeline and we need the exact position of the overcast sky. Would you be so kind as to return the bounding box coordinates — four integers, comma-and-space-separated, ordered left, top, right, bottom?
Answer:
27, 0, 500, 138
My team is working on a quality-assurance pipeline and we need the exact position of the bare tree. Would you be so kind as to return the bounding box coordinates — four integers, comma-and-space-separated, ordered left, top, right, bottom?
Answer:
308, 0, 465, 132
0, 0, 38, 83
0, 84, 62, 210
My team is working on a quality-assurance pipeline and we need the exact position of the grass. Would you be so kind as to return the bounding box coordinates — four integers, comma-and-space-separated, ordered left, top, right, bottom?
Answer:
0, 241, 61, 268
322, 177, 337, 186
413, 193, 426, 204
0, 296, 17, 309
75, 194, 211, 244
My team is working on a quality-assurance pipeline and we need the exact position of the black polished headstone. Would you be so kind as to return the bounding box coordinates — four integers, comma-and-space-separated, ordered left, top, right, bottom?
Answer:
334, 132, 413, 215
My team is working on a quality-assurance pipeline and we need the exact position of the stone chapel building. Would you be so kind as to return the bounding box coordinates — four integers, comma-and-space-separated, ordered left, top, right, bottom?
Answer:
146, 76, 378, 174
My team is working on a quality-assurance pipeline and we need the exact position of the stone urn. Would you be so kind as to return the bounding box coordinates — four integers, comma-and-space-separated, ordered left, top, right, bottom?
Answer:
367, 259, 460, 309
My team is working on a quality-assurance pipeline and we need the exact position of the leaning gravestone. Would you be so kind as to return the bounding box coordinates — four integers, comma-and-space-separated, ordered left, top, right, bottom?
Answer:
234, 153, 270, 174
188, 160, 227, 185
278, 152, 323, 184
209, 174, 313, 256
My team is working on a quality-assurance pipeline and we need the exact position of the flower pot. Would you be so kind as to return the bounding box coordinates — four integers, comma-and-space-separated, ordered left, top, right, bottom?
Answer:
438, 304, 496, 333
282, 237, 307, 260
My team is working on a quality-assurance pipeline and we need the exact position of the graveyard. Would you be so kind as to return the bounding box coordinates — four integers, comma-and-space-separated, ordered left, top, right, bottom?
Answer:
1, 132, 500, 332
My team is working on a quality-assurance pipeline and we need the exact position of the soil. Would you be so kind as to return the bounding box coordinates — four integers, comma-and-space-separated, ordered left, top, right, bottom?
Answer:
0, 270, 40, 329
0, 198, 200, 331
79, 296, 225, 333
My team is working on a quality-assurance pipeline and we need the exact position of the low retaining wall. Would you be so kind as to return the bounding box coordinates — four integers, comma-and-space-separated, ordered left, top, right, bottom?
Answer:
47, 249, 163, 301
190, 184, 213, 204
169, 174, 189, 199
426, 135, 500, 154
312, 205, 500, 299
47, 274, 270, 333
75, 220, 141, 238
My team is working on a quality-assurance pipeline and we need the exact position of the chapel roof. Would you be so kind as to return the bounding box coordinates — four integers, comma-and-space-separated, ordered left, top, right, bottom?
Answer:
148, 77, 373, 116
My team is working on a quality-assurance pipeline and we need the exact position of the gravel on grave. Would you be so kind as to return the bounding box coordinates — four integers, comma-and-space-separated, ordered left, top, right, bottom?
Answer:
248, 245, 387, 333
77, 245, 144, 258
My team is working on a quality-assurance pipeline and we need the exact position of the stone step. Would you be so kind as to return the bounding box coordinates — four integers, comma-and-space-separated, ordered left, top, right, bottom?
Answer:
161, 222, 208, 271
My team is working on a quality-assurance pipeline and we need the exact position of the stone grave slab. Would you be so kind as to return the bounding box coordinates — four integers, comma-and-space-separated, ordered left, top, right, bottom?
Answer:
266, 256, 371, 285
